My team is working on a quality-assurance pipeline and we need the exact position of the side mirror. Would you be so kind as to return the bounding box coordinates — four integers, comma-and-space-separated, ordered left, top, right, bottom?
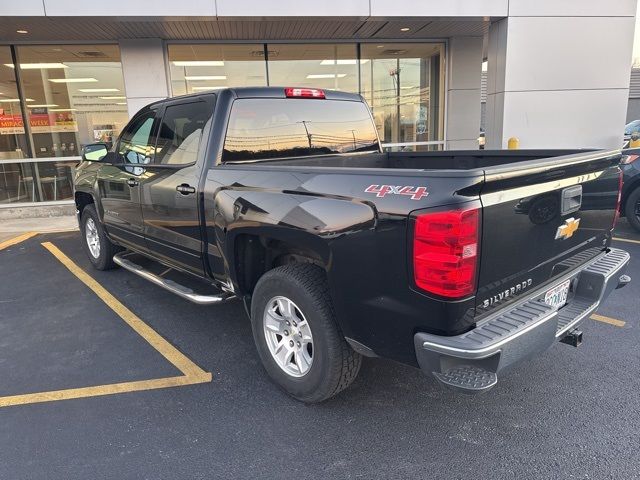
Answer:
82, 143, 109, 162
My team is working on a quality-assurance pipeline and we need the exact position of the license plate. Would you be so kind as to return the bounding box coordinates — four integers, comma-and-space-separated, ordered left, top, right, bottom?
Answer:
544, 279, 571, 309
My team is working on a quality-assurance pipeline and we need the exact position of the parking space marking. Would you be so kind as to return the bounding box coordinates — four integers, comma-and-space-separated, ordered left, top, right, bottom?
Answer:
591, 313, 626, 327
0, 232, 38, 251
612, 236, 640, 245
0, 241, 211, 408
0, 376, 198, 408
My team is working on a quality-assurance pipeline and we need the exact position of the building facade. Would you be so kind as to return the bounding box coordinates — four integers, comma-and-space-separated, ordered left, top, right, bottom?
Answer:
0, 0, 636, 211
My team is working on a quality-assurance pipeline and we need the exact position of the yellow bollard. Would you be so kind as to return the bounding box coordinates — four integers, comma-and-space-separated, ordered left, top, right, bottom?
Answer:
630, 132, 640, 148
507, 137, 519, 150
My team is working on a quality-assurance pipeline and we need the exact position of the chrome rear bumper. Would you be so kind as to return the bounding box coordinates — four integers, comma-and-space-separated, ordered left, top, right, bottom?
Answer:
414, 248, 630, 394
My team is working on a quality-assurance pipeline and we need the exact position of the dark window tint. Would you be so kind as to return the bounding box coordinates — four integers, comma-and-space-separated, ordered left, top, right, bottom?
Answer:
118, 110, 156, 164
223, 98, 379, 162
155, 101, 212, 165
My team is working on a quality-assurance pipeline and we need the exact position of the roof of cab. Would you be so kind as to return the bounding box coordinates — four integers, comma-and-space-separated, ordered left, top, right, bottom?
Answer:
148, 86, 363, 107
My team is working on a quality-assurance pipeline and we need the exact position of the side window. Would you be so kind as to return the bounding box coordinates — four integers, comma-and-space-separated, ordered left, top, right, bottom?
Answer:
118, 110, 156, 164
154, 101, 212, 165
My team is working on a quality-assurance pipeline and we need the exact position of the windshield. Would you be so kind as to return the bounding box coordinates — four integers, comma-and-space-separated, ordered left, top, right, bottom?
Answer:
223, 98, 380, 162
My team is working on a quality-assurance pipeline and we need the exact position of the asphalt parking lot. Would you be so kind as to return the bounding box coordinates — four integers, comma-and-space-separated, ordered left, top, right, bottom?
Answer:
0, 223, 639, 479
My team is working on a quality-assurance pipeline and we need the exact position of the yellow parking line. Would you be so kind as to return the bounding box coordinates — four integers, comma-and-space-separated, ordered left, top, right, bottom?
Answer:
591, 313, 626, 327
612, 236, 640, 245
0, 232, 38, 251
40, 241, 211, 380
0, 376, 200, 408
0, 242, 211, 408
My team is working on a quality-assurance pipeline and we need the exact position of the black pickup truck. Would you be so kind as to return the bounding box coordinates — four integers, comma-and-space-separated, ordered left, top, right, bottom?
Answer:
75, 87, 630, 402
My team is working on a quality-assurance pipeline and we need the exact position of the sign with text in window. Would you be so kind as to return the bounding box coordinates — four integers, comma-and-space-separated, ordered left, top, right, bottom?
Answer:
0, 112, 78, 135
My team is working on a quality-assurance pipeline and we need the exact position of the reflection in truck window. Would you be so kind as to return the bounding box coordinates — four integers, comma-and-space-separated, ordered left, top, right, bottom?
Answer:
155, 101, 212, 165
222, 98, 380, 162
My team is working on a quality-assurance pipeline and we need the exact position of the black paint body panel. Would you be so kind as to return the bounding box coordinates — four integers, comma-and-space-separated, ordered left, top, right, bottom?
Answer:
74, 87, 621, 368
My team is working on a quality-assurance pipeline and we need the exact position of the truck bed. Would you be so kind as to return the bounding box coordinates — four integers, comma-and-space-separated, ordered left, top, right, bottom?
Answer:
244, 149, 602, 172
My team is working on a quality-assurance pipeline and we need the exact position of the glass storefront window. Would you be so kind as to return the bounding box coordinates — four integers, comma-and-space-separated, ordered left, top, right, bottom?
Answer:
361, 43, 445, 150
266, 44, 359, 92
14, 44, 129, 158
168, 44, 267, 96
0, 46, 30, 161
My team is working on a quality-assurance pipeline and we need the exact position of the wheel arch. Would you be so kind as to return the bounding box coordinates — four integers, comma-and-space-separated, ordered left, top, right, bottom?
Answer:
229, 228, 331, 298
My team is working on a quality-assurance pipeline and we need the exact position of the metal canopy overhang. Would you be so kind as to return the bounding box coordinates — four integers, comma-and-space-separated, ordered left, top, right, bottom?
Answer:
0, 17, 494, 43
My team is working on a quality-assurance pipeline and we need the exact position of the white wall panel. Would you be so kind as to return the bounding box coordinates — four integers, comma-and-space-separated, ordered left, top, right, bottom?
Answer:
503, 16, 635, 92
498, 89, 630, 149
370, 0, 507, 17
119, 39, 169, 117
446, 89, 482, 141
44, 0, 216, 17
1, 1, 46, 15
448, 36, 483, 90
508, 0, 637, 17
216, 0, 369, 17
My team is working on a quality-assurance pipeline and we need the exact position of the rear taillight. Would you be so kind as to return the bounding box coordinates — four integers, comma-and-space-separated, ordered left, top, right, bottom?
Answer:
621, 154, 639, 164
612, 169, 623, 229
284, 87, 325, 99
413, 208, 480, 298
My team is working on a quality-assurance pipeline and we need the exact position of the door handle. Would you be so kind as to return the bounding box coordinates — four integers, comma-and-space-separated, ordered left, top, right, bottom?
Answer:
176, 183, 196, 195
126, 178, 139, 187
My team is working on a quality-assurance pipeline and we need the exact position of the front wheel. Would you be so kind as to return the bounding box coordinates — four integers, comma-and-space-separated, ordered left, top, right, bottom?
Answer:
250, 264, 362, 403
80, 204, 121, 270
624, 187, 640, 232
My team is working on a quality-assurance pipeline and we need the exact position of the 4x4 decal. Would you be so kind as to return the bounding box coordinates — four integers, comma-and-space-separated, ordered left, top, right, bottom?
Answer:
364, 184, 429, 200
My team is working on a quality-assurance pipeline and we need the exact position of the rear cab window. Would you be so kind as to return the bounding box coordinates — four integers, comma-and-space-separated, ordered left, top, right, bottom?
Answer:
222, 98, 380, 163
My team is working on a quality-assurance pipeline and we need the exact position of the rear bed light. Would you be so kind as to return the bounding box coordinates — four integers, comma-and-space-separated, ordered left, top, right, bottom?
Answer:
612, 169, 623, 229
284, 87, 325, 99
413, 208, 480, 298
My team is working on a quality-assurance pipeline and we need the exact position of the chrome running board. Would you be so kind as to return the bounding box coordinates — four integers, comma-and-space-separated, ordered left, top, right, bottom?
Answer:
113, 252, 234, 305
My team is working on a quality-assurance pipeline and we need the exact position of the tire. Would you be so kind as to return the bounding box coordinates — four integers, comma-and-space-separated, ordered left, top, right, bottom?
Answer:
625, 187, 640, 232
80, 204, 121, 270
250, 264, 362, 403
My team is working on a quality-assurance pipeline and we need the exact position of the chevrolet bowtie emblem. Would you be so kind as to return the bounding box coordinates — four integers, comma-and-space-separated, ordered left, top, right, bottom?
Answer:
555, 217, 580, 240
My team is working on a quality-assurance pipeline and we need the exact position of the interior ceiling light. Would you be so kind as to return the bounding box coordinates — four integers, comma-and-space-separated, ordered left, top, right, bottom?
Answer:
16, 30, 28, 34
99, 96, 126, 100
184, 75, 226, 81
49, 108, 77, 112
173, 61, 224, 67
78, 88, 120, 93
306, 74, 347, 79
319, 59, 369, 65
0, 98, 34, 102
400, 27, 411, 31
4, 63, 67, 69
49, 78, 98, 83
29, 104, 58, 107
115, 102, 127, 105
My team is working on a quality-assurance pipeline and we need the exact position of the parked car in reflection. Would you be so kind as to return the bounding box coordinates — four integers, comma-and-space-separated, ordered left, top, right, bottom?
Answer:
623, 119, 640, 147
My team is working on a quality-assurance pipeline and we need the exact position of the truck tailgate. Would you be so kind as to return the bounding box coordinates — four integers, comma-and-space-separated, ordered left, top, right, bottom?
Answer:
476, 150, 622, 316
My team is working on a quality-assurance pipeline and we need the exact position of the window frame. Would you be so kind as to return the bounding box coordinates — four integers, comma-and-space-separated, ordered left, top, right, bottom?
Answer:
116, 107, 160, 165
151, 96, 215, 168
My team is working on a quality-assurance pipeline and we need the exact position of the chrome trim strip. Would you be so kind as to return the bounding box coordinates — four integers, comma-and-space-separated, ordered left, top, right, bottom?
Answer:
421, 310, 557, 358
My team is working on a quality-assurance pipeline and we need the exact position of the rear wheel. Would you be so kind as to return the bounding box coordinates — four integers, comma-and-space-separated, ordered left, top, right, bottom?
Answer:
80, 204, 121, 270
250, 264, 362, 403
624, 187, 640, 232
